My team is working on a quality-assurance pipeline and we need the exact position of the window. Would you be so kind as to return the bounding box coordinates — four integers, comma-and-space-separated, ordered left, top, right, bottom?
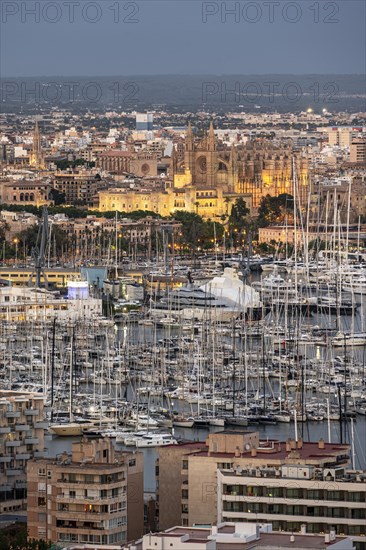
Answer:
327, 490, 343, 501
217, 462, 231, 470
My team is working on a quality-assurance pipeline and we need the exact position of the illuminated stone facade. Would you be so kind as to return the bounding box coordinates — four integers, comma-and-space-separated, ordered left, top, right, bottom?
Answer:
96, 151, 158, 177
174, 122, 309, 208
99, 124, 309, 219
29, 121, 45, 170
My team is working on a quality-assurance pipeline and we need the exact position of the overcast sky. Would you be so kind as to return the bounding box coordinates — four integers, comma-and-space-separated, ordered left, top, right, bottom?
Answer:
1, 0, 365, 76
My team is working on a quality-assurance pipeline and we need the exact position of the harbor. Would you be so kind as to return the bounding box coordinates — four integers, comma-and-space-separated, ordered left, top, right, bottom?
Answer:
1, 249, 365, 464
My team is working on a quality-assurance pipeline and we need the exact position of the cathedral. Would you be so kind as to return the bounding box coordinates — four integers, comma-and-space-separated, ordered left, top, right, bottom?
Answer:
171, 122, 309, 216
100, 123, 309, 221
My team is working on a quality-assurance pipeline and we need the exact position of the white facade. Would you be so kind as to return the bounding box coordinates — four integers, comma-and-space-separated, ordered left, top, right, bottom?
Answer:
0, 286, 102, 321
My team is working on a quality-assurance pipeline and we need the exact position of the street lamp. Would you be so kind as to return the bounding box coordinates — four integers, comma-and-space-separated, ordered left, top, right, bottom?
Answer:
13, 238, 19, 266
118, 233, 123, 263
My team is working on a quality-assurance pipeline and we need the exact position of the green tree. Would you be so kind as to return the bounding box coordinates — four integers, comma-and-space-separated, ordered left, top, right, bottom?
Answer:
257, 193, 294, 227
0, 522, 53, 549
228, 198, 250, 231
227, 198, 251, 249
171, 211, 224, 252
17, 225, 39, 256
49, 188, 66, 206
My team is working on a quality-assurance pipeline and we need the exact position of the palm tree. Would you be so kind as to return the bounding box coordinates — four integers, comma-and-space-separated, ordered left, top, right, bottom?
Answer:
224, 196, 232, 217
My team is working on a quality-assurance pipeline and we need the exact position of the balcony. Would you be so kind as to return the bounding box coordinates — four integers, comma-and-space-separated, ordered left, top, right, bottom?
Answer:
34, 422, 49, 429
24, 409, 40, 416
33, 451, 47, 458
221, 493, 364, 508
5, 440, 21, 447
15, 453, 31, 460
56, 478, 125, 488
5, 412, 20, 419
15, 425, 29, 431
221, 511, 364, 526
0, 427, 11, 434
6, 469, 22, 476
0, 456, 11, 463
59, 509, 110, 518
24, 438, 39, 445
57, 493, 125, 504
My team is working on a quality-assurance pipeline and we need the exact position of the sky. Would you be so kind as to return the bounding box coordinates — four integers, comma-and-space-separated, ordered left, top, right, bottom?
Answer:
0, 0, 365, 76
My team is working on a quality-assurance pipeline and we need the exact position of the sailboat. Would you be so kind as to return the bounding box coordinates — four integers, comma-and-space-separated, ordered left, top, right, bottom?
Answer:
49, 331, 97, 436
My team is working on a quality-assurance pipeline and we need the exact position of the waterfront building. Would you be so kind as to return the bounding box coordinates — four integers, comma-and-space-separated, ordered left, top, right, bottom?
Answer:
156, 432, 366, 549
0, 267, 79, 288
0, 283, 102, 321
0, 390, 47, 513
27, 437, 144, 546
257, 223, 366, 247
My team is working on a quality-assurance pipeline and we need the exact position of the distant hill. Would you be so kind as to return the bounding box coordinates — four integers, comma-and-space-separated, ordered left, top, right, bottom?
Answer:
1, 74, 365, 113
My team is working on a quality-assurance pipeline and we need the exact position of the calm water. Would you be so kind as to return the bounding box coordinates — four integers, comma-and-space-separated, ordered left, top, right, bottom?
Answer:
46, 414, 366, 492
47, 281, 366, 491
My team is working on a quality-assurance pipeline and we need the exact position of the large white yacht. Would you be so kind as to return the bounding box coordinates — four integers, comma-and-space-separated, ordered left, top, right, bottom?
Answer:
150, 268, 262, 322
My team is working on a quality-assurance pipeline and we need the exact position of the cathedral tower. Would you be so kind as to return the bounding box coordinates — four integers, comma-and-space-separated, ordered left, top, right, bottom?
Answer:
30, 120, 44, 169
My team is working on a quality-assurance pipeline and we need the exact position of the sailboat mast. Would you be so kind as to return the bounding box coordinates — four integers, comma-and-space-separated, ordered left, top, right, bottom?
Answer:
292, 158, 298, 291
69, 329, 73, 422
232, 320, 236, 417
115, 210, 118, 280
51, 318, 56, 423
345, 179, 352, 257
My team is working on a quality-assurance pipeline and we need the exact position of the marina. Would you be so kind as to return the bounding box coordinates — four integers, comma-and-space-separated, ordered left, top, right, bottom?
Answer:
1, 246, 365, 471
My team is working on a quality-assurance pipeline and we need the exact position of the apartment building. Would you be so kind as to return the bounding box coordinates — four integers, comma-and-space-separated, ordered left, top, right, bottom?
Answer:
350, 138, 366, 164
124, 523, 354, 550
52, 172, 107, 206
27, 437, 143, 546
0, 390, 47, 513
324, 127, 363, 148
156, 441, 206, 530
218, 463, 366, 545
156, 432, 366, 549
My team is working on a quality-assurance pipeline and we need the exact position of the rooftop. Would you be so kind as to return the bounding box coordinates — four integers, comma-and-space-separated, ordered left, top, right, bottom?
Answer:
193, 441, 350, 462
126, 523, 353, 550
